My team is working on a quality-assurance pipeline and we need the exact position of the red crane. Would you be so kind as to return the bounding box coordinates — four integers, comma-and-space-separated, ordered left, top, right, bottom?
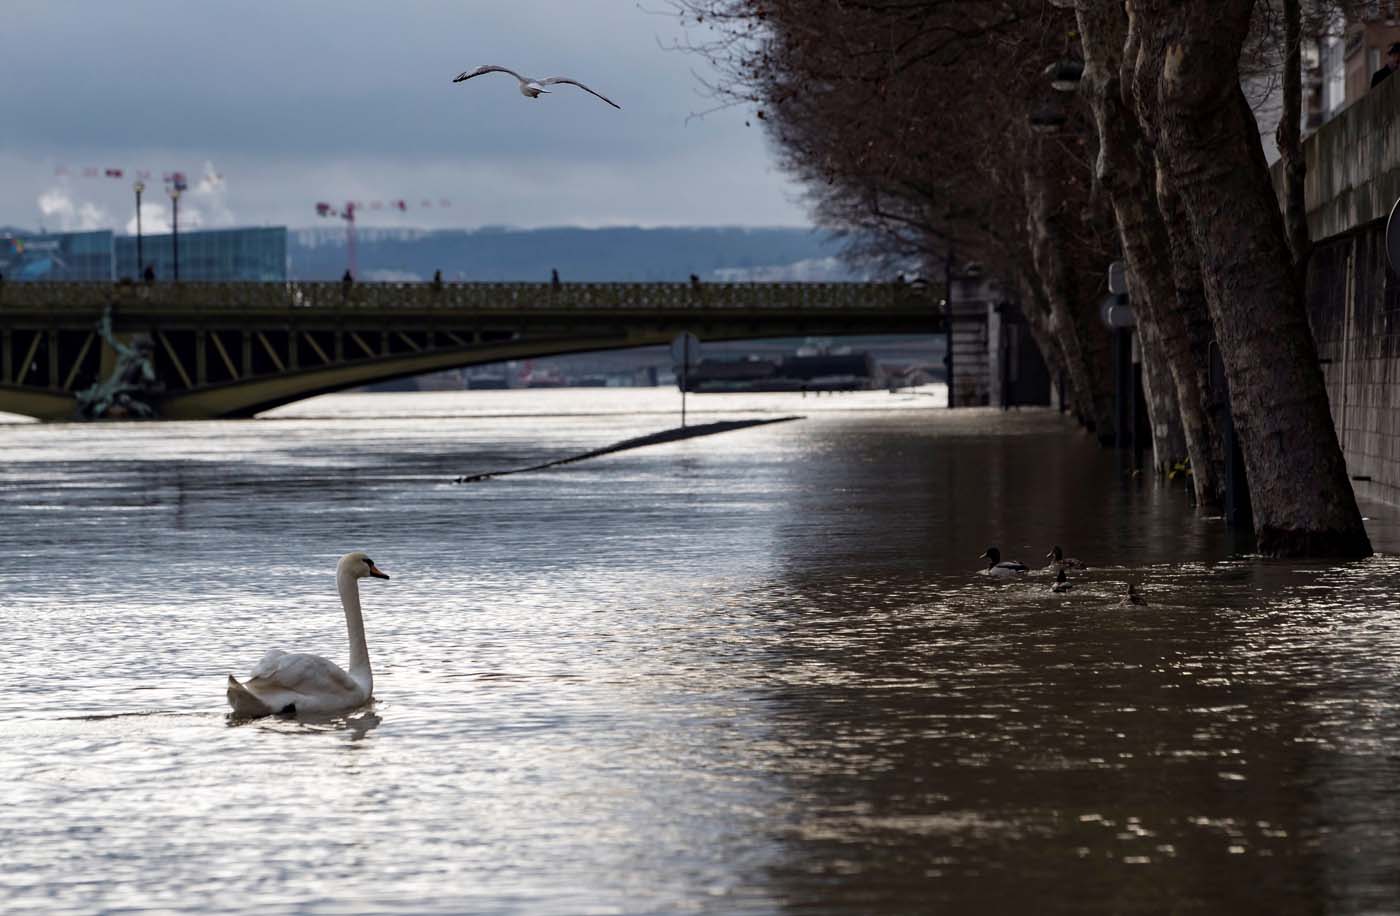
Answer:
314, 197, 451, 279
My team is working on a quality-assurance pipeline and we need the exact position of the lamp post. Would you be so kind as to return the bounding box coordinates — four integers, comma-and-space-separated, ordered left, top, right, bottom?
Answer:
168, 185, 181, 283
133, 180, 145, 278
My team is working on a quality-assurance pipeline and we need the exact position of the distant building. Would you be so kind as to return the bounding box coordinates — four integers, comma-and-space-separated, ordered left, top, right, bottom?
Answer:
0, 226, 288, 282
115, 226, 287, 282
0, 230, 114, 281
685, 352, 880, 392
1313, 6, 1400, 126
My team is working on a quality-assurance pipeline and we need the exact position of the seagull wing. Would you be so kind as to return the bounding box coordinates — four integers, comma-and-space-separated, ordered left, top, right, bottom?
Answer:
454, 65, 526, 84
539, 77, 621, 109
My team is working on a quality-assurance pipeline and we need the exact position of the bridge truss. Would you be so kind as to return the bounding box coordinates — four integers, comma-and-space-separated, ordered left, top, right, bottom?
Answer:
0, 281, 945, 420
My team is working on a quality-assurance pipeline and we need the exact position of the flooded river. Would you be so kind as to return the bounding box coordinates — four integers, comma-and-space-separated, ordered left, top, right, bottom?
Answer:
4, 387, 1400, 913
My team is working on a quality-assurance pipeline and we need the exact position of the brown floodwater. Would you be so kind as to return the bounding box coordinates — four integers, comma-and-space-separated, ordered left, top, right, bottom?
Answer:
3, 388, 1399, 914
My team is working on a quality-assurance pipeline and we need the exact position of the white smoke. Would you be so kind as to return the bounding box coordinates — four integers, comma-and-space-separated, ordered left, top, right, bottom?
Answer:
187, 161, 234, 227
710, 256, 862, 282
124, 161, 235, 233
37, 185, 110, 232
127, 201, 172, 234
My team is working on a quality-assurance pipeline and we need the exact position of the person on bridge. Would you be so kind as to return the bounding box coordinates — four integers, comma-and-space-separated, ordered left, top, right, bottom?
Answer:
432, 269, 444, 292
551, 268, 561, 291
142, 264, 155, 284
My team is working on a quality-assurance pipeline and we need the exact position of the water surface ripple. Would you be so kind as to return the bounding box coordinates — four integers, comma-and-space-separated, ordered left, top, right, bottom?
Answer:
4, 388, 1400, 914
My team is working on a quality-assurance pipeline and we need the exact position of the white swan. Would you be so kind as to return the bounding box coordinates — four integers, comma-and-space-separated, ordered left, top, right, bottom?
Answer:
226, 552, 390, 718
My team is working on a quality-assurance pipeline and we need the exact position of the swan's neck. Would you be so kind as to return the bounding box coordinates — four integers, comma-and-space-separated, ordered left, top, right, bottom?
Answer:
338, 570, 372, 692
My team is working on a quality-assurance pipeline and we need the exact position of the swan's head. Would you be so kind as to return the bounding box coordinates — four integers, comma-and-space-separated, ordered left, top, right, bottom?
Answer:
339, 551, 390, 580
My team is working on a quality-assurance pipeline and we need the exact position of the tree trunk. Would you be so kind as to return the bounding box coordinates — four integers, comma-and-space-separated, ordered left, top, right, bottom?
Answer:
1275, 0, 1311, 280
1077, 0, 1223, 506
1131, 0, 1369, 557
1133, 302, 1188, 473
1154, 180, 1227, 509
1015, 267, 1085, 417
1023, 154, 1116, 440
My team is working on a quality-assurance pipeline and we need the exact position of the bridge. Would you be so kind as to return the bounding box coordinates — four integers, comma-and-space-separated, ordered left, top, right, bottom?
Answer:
0, 281, 944, 420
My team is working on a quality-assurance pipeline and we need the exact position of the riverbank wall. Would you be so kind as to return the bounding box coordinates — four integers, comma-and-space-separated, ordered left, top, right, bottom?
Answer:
1283, 73, 1400, 504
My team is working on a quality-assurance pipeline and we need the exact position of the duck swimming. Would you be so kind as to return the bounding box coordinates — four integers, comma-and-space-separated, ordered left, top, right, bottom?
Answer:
1046, 545, 1087, 570
1051, 567, 1074, 592
979, 546, 1028, 577
1120, 582, 1147, 606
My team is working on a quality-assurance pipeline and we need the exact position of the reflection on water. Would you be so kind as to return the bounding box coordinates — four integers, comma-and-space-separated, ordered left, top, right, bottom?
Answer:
3, 387, 1400, 913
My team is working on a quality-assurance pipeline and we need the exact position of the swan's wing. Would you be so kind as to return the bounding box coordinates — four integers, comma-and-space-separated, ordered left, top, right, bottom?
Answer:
538, 76, 621, 109
454, 65, 525, 84
250, 649, 290, 680
246, 652, 358, 694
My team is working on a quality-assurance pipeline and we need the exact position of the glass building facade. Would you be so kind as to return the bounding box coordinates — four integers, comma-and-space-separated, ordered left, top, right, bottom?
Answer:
115, 226, 287, 281
0, 231, 115, 281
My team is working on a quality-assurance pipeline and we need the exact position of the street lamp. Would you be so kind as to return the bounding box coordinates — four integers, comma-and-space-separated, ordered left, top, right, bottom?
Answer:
133, 180, 145, 278
168, 184, 182, 281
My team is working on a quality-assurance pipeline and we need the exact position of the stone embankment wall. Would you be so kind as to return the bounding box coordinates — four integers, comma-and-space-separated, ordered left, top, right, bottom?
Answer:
1285, 74, 1400, 503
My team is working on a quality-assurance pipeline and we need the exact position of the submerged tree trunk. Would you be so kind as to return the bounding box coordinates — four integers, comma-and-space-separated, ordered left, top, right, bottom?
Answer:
1015, 271, 1072, 400
1023, 156, 1116, 440
1153, 180, 1226, 509
1131, 0, 1369, 557
1077, 0, 1223, 505
1134, 307, 1188, 473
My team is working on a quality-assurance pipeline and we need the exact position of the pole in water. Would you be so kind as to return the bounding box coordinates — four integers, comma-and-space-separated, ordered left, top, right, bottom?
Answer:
672, 331, 700, 429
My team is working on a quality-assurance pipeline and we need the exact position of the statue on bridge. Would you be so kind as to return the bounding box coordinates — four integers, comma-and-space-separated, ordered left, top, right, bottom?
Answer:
75, 305, 163, 420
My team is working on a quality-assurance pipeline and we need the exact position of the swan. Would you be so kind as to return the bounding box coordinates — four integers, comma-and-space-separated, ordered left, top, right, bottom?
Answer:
226, 552, 390, 718
978, 546, 1028, 577
452, 65, 622, 109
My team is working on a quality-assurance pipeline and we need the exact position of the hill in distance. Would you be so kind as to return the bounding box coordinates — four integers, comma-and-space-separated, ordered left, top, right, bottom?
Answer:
290, 225, 863, 283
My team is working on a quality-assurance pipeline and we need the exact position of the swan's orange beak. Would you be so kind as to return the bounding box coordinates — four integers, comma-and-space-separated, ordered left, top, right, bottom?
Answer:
369, 564, 390, 579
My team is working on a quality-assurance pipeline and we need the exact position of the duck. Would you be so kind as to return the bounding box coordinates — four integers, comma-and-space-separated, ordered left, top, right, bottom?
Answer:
979, 546, 1028, 577
1051, 567, 1074, 593
226, 552, 391, 718
1120, 582, 1147, 606
1046, 545, 1087, 570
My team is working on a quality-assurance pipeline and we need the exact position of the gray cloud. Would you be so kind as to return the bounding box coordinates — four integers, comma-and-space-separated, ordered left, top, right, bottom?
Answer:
1, 1, 806, 231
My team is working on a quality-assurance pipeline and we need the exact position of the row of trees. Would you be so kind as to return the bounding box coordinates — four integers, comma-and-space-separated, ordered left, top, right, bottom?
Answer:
674, 0, 1373, 558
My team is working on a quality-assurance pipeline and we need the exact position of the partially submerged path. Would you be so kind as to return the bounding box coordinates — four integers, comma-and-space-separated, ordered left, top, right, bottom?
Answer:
453, 416, 803, 483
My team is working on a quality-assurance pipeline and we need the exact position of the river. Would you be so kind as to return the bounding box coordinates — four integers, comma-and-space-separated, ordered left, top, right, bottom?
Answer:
4, 386, 1400, 914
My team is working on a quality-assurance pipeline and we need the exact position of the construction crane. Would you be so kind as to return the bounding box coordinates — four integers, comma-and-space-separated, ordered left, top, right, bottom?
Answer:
314, 197, 451, 279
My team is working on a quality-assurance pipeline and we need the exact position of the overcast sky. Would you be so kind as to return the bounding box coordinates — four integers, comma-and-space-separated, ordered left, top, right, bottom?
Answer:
1, 1, 809, 234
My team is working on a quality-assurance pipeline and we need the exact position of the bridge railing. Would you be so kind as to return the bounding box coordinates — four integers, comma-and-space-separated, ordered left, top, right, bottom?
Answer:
0, 280, 938, 312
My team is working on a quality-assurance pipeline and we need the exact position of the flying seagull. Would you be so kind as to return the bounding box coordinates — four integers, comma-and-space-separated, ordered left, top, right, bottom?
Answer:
452, 65, 621, 109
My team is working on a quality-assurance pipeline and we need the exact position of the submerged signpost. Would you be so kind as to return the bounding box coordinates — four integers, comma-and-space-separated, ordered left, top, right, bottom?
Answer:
671, 331, 701, 428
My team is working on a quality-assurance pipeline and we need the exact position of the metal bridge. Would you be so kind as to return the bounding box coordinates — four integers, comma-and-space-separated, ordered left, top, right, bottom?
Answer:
0, 281, 944, 420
